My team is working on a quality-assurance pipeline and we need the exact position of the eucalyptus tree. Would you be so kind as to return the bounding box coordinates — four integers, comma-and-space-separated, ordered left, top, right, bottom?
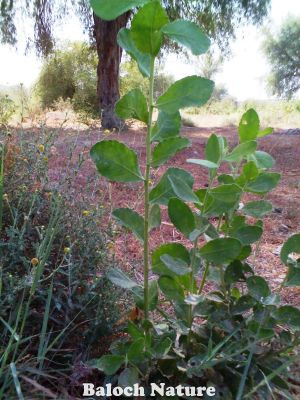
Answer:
0, 0, 271, 128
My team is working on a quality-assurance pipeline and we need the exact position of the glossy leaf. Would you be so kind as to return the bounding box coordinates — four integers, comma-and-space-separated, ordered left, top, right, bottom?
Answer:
247, 276, 270, 300
90, 140, 143, 182
107, 268, 138, 289
246, 172, 281, 193
162, 19, 210, 55
280, 234, 300, 265
285, 265, 300, 287
205, 134, 222, 164
118, 368, 139, 388
250, 150, 275, 169
151, 111, 181, 142
149, 204, 161, 230
115, 89, 148, 123
199, 238, 242, 264
160, 254, 191, 275
152, 137, 190, 167
210, 184, 241, 203
156, 75, 214, 114
152, 337, 172, 358
168, 175, 199, 203
273, 306, 300, 330
117, 28, 151, 77
158, 276, 185, 302
242, 161, 259, 181
242, 200, 273, 218
90, 0, 148, 21
168, 198, 195, 237
113, 208, 144, 242
258, 127, 273, 138
187, 159, 218, 169
91, 355, 124, 375
224, 260, 244, 284
225, 140, 257, 162
152, 243, 190, 277
231, 295, 256, 315
149, 168, 194, 205
128, 338, 145, 363
238, 108, 260, 142
131, 1, 169, 55
235, 225, 263, 245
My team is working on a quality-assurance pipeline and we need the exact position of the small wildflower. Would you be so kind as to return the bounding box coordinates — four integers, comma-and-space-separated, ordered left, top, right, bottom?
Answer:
107, 242, 114, 250
64, 247, 71, 254
82, 210, 90, 216
31, 258, 39, 266
104, 129, 110, 135
3, 193, 8, 201
38, 144, 45, 152
43, 156, 48, 162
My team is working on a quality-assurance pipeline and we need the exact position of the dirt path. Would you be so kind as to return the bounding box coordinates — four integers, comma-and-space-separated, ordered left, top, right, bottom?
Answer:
47, 125, 300, 307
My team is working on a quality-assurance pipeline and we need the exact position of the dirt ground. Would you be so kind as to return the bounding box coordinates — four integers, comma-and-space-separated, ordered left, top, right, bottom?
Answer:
45, 124, 300, 307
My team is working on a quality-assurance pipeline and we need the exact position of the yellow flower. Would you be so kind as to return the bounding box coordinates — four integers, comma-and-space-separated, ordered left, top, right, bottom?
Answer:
82, 210, 90, 216
31, 258, 39, 266
38, 144, 45, 152
43, 156, 48, 162
3, 193, 8, 201
104, 129, 111, 135
64, 247, 71, 254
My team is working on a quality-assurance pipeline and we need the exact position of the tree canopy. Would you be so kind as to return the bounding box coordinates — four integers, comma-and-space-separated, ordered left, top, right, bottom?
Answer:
1, 0, 271, 56
264, 17, 300, 99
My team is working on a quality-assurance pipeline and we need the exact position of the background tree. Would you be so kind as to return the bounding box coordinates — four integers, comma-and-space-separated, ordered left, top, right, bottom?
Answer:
0, 0, 271, 128
264, 17, 300, 99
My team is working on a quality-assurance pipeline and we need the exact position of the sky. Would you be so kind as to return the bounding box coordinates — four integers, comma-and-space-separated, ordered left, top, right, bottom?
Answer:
0, 0, 300, 100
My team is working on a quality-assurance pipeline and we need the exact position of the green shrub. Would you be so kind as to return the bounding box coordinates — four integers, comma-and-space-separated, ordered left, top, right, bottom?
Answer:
0, 94, 15, 128
0, 128, 123, 398
36, 42, 98, 117
89, 1, 300, 398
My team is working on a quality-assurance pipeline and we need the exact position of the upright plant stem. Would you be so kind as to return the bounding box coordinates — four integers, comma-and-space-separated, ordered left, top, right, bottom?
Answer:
143, 57, 155, 322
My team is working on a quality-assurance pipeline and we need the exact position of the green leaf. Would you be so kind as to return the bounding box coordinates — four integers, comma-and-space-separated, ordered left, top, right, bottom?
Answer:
132, 280, 158, 311
258, 127, 273, 138
242, 161, 259, 181
160, 254, 191, 275
149, 168, 194, 205
161, 19, 210, 55
118, 368, 139, 388
152, 137, 190, 167
199, 238, 242, 264
117, 28, 151, 77
152, 337, 172, 358
224, 260, 244, 285
210, 184, 241, 203
90, 0, 148, 21
115, 89, 148, 123
185, 294, 205, 305
149, 204, 161, 230
151, 111, 181, 142
168, 198, 195, 238
158, 276, 185, 302
247, 276, 270, 300
280, 234, 300, 265
231, 295, 256, 315
168, 175, 199, 203
187, 159, 218, 169
250, 150, 275, 169
156, 75, 214, 114
235, 225, 263, 245
152, 243, 190, 278
238, 108, 260, 142
206, 134, 223, 164
128, 338, 145, 363
90, 140, 143, 182
127, 321, 144, 340
90, 355, 124, 375
107, 268, 138, 289
273, 306, 300, 330
112, 208, 144, 242
131, 1, 169, 56
242, 200, 273, 218
225, 140, 257, 162
246, 172, 281, 193
285, 265, 300, 287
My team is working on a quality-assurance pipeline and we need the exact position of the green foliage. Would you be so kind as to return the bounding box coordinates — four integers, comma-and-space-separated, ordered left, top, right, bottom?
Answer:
36, 42, 98, 117
90, 0, 300, 398
0, 94, 15, 127
264, 17, 300, 98
0, 129, 123, 398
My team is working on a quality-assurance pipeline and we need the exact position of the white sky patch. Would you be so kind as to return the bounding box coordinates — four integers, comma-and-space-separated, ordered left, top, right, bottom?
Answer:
0, 0, 300, 99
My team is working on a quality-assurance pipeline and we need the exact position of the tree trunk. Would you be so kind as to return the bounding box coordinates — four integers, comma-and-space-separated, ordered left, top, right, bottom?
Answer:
93, 12, 130, 129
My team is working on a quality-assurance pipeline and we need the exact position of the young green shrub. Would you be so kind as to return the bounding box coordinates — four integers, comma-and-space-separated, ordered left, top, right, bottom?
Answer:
0, 94, 15, 128
89, 1, 300, 398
